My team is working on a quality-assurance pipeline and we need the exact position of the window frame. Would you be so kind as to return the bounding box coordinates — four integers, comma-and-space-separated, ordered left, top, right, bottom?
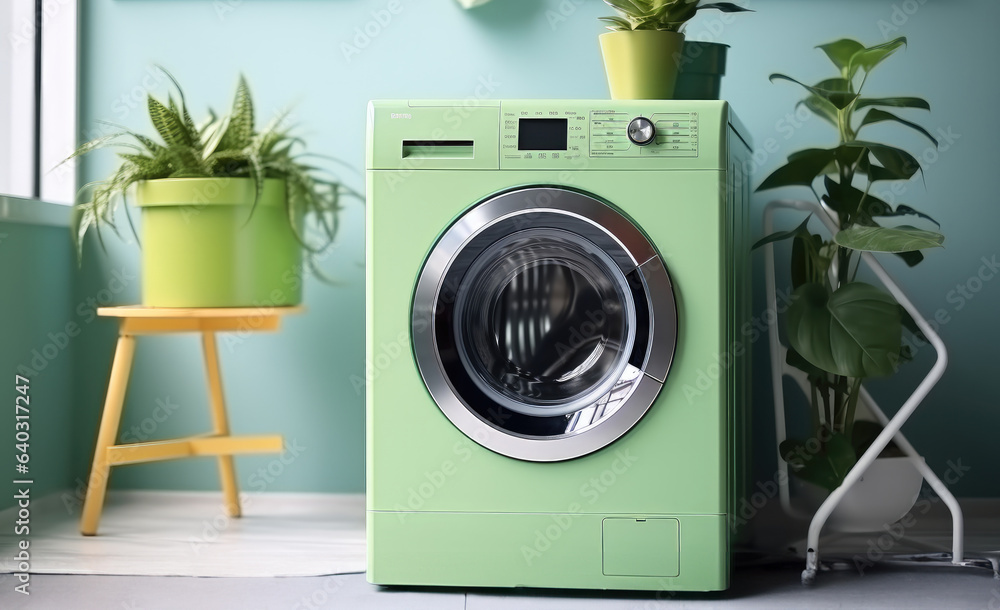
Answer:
1, 0, 78, 205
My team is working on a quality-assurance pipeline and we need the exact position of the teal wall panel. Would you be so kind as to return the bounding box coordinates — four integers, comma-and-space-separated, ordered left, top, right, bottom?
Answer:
0, 214, 75, 511
70, 0, 999, 499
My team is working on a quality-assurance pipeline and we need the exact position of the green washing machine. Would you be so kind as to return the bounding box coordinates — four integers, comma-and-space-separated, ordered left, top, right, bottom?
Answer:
366, 100, 752, 592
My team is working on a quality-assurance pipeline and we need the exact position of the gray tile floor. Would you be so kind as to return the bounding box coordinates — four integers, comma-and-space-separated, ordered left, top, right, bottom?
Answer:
2, 564, 998, 610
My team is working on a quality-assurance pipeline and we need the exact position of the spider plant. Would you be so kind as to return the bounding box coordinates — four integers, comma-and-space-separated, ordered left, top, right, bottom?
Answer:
67, 69, 355, 273
755, 37, 945, 491
600, 0, 751, 32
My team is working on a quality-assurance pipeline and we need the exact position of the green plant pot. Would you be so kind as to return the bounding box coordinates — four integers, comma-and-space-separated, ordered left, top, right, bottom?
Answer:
599, 30, 686, 100
135, 177, 302, 307
674, 41, 729, 100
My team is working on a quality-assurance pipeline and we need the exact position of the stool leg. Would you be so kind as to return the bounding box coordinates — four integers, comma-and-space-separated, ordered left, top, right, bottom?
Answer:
202, 332, 241, 518
80, 334, 136, 535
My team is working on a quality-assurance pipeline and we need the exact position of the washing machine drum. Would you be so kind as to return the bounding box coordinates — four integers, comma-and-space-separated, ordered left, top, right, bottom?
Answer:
412, 188, 677, 461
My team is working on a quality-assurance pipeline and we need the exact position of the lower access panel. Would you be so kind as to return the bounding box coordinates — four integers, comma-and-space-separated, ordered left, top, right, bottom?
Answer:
603, 518, 680, 577
368, 511, 727, 591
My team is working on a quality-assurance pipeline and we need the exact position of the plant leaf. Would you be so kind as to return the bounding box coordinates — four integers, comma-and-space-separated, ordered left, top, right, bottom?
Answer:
817, 39, 865, 74
843, 140, 921, 181
814, 77, 852, 94
876, 204, 939, 228
856, 154, 901, 183
848, 37, 907, 78
696, 3, 753, 13
599, 15, 634, 30
769, 73, 859, 110
787, 282, 902, 378
823, 175, 893, 224
790, 231, 829, 290
60, 132, 126, 165
786, 344, 828, 380
855, 97, 930, 111
797, 94, 839, 127
218, 75, 254, 151
781, 431, 857, 492
752, 215, 811, 250
147, 95, 191, 146
834, 225, 944, 253
757, 148, 836, 191
858, 108, 938, 147
895, 250, 925, 267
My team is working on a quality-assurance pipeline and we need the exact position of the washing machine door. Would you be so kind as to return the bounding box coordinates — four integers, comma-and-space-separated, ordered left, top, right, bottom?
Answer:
412, 187, 677, 461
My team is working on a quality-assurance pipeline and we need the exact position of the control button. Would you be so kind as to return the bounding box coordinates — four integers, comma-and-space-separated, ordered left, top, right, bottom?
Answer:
627, 117, 656, 146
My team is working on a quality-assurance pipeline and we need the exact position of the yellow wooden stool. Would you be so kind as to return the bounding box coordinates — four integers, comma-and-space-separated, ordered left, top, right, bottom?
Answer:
80, 306, 302, 536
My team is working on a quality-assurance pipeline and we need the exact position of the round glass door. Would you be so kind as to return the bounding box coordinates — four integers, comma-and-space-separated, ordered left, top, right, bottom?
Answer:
412, 188, 677, 461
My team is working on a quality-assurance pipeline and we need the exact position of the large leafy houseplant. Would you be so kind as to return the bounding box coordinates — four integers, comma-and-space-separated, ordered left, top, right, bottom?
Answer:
598, 0, 751, 100
68, 70, 353, 306
756, 38, 944, 492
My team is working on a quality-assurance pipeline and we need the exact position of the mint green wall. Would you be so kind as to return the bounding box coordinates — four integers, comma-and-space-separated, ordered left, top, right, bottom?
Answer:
76, 0, 999, 497
0, 211, 76, 511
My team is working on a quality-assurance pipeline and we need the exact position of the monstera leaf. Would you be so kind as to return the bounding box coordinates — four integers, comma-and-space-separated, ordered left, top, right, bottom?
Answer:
835, 225, 944, 253
787, 282, 902, 378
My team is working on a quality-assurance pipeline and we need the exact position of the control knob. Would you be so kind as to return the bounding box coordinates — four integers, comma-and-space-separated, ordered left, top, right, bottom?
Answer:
627, 116, 656, 146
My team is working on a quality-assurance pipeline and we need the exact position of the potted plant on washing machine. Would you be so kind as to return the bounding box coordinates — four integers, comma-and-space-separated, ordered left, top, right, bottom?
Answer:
598, 0, 752, 100
66, 70, 353, 307
755, 37, 945, 531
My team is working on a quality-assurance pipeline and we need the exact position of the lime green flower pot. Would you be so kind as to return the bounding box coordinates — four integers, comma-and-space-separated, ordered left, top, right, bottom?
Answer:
599, 30, 686, 100
135, 177, 302, 307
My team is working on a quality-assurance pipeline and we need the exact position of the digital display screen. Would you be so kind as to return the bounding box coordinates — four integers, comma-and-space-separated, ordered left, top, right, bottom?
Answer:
518, 118, 568, 151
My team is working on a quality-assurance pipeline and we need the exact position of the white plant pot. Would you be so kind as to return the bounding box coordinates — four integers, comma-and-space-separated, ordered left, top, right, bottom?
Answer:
798, 456, 924, 533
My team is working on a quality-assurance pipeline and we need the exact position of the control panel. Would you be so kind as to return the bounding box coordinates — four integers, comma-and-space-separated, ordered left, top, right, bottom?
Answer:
501, 106, 589, 164
500, 103, 699, 167
590, 111, 699, 158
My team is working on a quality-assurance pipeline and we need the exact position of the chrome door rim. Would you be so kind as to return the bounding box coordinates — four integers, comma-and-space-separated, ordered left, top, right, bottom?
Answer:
412, 187, 677, 462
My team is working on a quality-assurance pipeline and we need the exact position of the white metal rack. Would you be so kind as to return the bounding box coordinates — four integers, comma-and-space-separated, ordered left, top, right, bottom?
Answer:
762, 199, 965, 585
